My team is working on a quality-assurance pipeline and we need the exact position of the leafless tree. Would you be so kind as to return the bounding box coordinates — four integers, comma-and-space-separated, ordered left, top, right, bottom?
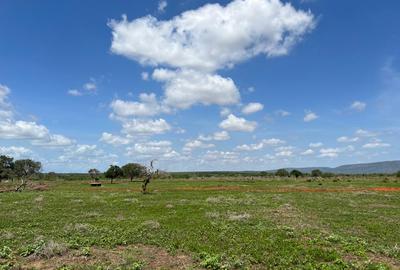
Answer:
142, 159, 157, 193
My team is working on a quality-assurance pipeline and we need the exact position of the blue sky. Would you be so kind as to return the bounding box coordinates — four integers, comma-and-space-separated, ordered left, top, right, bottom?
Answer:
0, 0, 399, 172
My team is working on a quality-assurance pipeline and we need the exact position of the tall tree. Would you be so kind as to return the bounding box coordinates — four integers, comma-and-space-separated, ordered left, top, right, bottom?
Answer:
104, 165, 123, 184
122, 163, 146, 181
0, 155, 14, 182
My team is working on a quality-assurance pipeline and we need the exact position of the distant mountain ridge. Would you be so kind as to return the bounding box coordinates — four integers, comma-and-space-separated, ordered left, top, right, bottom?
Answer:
277, 160, 400, 174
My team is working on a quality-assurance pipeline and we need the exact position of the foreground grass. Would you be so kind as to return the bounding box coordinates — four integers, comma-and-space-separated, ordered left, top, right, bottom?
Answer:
0, 177, 399, 269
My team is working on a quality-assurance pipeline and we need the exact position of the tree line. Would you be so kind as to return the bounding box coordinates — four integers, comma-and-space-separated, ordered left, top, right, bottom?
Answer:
88, 163, 148, 184
2, 154, 400, 183
89, 162, 158, 193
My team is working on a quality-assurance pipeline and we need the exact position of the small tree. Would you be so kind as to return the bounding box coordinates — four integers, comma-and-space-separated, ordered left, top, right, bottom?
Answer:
13, 159, 42, 191
88, 168, 100, 182
290, 169, 303, 178
275, 169, 289, 177
122, 163, 146, 181
104, 165, 123, 184
311, 169, 323, 178
0, 155, 14, 182
396, 171, 400, 178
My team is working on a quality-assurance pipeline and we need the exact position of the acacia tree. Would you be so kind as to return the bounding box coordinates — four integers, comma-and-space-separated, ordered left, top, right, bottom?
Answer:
275, 169, 289, 177
88, 168, 100, 182
290, 169, 303, 178
0, 155, 14, 182
122, 163, 145, 182
104, 165, 123, 184
14, 159, 42, 191
311, 169, 323, 177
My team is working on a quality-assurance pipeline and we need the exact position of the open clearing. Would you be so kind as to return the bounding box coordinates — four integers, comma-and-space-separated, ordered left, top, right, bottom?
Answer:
1, 178, 400, 269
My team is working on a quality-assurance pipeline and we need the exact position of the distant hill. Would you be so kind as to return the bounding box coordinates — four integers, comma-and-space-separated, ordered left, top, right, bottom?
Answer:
277, 160, 400, 174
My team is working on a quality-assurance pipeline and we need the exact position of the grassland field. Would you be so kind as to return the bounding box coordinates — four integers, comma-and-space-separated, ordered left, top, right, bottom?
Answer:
1, 177, 400, 269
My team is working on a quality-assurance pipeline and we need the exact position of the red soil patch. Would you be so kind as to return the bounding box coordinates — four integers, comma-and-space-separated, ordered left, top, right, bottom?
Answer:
175, 186, 400, 193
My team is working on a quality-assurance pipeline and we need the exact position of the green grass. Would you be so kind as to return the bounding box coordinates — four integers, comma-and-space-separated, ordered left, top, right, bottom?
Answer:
1, 177, 399, 269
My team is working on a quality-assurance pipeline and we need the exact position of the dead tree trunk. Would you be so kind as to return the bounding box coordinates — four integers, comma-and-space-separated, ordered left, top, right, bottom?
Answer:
141, 160, 156, 194
15, 179, 27, 192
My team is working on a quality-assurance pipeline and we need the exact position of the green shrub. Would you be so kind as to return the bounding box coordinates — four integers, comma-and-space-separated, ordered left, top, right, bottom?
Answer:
0, 246, 12, 259
199, 252, 223, 270
130, 261, 145, 270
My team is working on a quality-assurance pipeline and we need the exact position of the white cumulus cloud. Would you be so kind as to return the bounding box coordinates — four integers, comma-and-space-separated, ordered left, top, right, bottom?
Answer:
122, 118, 171, 135
362, 142, 390, 149
0, 121, 50, 140
304, 110, 318, 122
236, 138, 285, 151
356, 129, 377, 137
153, 69, 240, 109
350, 101, 366, 112
158, 0, 167, 12
141, 72, 149, 80
109, 0, 315, 112
301, 149, 314, 155
337, 136, 359, 143
110, 93, 169, 117
309, 142, 323, 148
219, 114, 257, 132
67, 89, 83, 96
32, 134, 75, 147
100, 132, 130, 146
319, 148, 340, 158
183, 140, 215, 152
241, 102, 264, 115
275, 110, 290, 117
198, 131, 230, 141
109, 0, 315, 72
126, 140, 177, 159
0, 146, 32, 159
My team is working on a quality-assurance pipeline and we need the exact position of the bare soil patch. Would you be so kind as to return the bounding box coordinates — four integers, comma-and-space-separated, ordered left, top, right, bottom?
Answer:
0, 182, 49, 193
175, 186, 400, 193
18, 244, 197, 270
